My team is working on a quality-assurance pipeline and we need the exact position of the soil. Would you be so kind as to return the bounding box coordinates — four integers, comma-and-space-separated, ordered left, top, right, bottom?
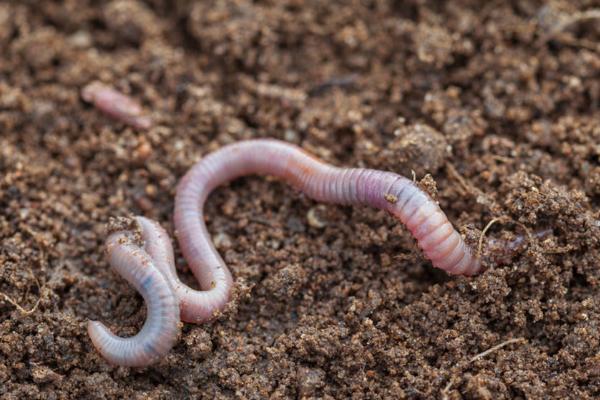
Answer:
1, 1, 599, 399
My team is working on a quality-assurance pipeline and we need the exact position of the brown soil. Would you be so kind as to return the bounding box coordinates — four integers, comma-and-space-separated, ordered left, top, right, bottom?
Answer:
1, 1, 599, 399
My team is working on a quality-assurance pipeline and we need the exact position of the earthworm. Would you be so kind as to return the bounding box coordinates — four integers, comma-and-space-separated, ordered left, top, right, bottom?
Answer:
81, 81, 152, 130
88, 230, 179, 367
172, 139, 482, 323
485, 227, 553, 265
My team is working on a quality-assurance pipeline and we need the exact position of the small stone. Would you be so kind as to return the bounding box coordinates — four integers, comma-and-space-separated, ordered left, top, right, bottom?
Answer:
384, 193, 398, 204
31, 365, 63, 384
284, 129, 300, 143
386, 123, 448, 177
307, 206, 327, 228
263, 264, 307, 299
213, 232, 233, 249
134, 140, 153, 162
68, 31, 92, 48
142, 186, 155, 199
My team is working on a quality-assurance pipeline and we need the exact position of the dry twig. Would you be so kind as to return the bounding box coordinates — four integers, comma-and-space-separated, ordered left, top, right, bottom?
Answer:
0, 268, 42, 315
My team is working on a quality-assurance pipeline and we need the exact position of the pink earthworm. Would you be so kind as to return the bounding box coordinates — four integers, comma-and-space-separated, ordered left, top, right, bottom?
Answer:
88, 230, 180, 367
135, 216, 181, 295
81, 81, 152, 130
171, 139, 482, 323
485, 227, 553, 265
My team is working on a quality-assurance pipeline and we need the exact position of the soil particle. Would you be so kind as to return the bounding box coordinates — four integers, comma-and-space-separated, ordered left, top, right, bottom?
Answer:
31, 364, 63, 385
183, 328, 213, 362
262, 263, 308, 300
103, 0, 163, 46
296, 366, 326, 397
306, 205, 328, 229
387, 122, 449, 177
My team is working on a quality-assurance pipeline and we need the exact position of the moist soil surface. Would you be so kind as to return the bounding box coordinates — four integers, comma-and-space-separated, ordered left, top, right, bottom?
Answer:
1, 1, 600, 399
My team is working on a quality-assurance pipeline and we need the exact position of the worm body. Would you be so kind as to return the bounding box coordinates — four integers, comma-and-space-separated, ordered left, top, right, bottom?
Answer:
81, 81, 152, 130
90, 138, 482, 365
88, 231, 180, 367
174, 139, 481, 323
134, 216, 216, 319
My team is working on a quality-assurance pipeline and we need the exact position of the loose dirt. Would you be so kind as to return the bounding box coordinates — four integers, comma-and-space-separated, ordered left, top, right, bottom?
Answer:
1, 1, 599, 398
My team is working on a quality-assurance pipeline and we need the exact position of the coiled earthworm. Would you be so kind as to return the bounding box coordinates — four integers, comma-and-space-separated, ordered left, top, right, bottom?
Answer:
90, 139, 482, 365
81, 81, 152, 130
172, 139, 482, 323
88, 230, 180, 367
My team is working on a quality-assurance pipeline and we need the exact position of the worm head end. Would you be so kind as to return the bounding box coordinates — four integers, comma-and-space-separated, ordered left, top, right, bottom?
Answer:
87, 320, 113, 350
87, 320, 102, 337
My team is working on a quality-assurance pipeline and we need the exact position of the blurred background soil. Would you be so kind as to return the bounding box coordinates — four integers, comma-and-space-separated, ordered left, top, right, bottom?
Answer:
0, 0, 599, 398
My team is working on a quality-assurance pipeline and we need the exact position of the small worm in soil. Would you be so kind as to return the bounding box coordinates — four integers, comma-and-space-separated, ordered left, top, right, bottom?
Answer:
88, 230, 179, 367
81, 81, 152, 130
173, 139, 482, 323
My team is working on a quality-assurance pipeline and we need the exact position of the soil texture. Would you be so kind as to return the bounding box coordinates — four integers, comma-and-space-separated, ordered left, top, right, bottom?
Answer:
1, 1, 599, 399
